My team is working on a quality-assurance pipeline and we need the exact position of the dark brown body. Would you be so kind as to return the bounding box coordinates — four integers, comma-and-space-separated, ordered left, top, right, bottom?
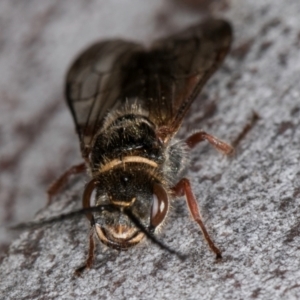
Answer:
46, 19, 233, 273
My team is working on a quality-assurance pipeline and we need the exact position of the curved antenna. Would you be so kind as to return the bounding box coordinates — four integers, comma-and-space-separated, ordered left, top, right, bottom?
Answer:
124, 208, 186, 261
9, 205, 117, 230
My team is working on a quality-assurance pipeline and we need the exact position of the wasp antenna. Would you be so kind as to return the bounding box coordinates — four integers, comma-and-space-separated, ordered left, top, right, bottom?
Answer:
124, 209, 187, 261
9, 205, 118, 231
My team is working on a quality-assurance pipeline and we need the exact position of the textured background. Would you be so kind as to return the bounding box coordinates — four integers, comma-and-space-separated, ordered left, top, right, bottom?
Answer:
1, 0, 300, 299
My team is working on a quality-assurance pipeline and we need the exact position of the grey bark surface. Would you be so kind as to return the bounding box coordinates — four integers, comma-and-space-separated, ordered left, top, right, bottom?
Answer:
1, 0, 300, 299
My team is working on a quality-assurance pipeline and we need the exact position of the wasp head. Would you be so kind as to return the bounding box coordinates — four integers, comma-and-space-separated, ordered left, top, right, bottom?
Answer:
83, 166, 169, 250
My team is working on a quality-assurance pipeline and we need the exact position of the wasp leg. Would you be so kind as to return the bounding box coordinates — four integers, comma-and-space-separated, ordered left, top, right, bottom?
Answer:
185, 130, 233, 155
172, 178, 222, 259
74, 180, 97, 276
75, 229, 96, 276
47, 163, 86, 205
232, 111, 259, 147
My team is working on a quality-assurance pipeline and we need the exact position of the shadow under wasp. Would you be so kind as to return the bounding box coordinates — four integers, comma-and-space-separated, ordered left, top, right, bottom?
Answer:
15, 19, 234, 275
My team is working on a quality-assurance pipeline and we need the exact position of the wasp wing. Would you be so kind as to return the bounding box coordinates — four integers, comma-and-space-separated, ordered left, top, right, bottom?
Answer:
65, 40, 144, 157
147, 19, 232, 135
65, 19, 232, 157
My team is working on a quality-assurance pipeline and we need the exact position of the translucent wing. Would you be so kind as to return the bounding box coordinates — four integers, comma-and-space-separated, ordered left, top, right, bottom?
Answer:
65, 40, 143, 157
149, 19, 232, 131
65, 19, 232, 157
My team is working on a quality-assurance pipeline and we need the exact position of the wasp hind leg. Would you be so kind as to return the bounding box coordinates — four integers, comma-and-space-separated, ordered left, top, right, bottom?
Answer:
185, 130, 233, 155
172, 178, 222, 259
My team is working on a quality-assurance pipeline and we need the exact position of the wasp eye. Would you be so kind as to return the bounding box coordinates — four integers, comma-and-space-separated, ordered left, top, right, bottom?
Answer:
150, 183, 169, 228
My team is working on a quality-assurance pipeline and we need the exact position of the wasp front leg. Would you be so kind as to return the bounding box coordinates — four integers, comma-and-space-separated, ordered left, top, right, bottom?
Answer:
75, 229, 96, 276
172, 178, 222, 259
47, 163, 86, 205
185, 130, 234, 155
74, 178, 98, 275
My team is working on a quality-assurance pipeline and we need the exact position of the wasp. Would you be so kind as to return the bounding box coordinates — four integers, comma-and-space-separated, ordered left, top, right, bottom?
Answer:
44, 19, 233, 274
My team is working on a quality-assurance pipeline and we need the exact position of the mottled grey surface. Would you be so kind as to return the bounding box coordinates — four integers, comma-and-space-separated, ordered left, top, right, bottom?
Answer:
1, 0, 300, 299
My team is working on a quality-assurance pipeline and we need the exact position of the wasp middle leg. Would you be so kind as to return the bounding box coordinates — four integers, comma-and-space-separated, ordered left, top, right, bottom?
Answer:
47, 163, 86, 205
